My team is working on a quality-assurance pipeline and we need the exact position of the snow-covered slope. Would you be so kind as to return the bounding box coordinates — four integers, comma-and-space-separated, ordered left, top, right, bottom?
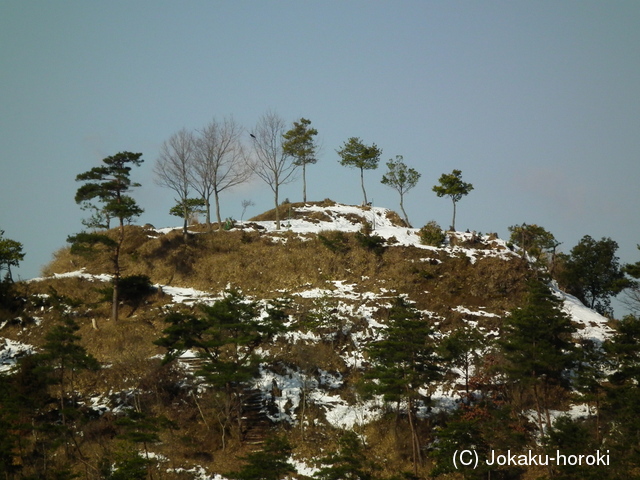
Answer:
0, 202, 617, 479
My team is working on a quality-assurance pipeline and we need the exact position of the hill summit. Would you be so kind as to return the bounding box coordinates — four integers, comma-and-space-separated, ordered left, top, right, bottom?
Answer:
0, 201, 615, 479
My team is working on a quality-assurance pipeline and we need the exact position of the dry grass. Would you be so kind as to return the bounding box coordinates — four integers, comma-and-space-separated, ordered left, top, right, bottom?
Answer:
37, 221, 530, 323
6, 205, 541, 478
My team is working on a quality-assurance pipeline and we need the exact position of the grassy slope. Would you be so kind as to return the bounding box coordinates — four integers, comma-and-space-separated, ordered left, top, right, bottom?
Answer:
2, 204, 537, 478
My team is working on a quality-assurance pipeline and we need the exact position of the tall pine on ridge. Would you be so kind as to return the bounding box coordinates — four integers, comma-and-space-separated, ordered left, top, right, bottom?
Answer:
69, 152, 144, 322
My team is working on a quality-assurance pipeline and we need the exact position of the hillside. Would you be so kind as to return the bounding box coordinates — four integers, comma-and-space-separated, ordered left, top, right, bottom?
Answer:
0, 202, 617, 479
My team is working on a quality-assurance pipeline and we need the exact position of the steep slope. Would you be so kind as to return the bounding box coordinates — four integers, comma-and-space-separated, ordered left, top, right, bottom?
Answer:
0, 202, 615, 479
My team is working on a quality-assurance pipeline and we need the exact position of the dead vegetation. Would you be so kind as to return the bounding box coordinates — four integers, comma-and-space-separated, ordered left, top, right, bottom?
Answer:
1, 205, 538, 479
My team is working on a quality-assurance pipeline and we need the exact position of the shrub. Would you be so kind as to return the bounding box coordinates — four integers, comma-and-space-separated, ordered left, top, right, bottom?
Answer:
355, 231, 386, 257
318, 231, 350, 254
99, 274, 156, 316
419, 221, 446, 246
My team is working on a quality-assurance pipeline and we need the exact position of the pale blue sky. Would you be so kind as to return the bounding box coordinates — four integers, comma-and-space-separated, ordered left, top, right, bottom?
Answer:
1, 1, 639, 303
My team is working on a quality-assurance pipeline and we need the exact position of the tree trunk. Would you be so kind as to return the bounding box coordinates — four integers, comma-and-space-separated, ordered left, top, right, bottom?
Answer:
302, 163, 307, 202
214, 189, 222, 230
112, 225, 123, 322
407, 396, 422, 476
532, 382, 545, 435
274, 183, 281, 230
183, 212, 189, 242
112, 279, 119, 322
205, 197, 212, 231
360, 167, 367, 205
400, 193, 410, 227
451, 198, 457, 231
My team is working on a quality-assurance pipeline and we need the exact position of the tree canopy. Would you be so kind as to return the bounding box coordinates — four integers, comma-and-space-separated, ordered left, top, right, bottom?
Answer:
283, 117, 318, 203
380, 155, 420, 227
0, 230, 25, 282
337, 137, 381, 205
74, 151, 144, 230
72, 151, 144, 321
559, 235, 632, 315
250, 111, 298, 229
432, 169, 473, 231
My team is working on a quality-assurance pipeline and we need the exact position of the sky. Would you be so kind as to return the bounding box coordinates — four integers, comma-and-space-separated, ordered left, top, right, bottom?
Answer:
1, 1, 639, 313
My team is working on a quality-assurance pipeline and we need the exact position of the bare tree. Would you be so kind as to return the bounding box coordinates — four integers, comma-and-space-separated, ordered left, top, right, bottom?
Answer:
154, 129, 195, 240
193, 117, 252, 229
250, 111, 298, 229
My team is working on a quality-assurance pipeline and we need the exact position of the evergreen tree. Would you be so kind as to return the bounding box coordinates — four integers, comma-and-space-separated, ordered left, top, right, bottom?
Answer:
603, 315, 640, 474
112, 410, 171, 480
499, 279, 576, 433
74, 152, 144, 230
380, 155, 420, 227
337, 137, 382, 205
283, 117, 319, 202
545, 416, 600, 480
72, 151, 144, 321
507, 223, 560, 266
155, 291, 288, 445
622, 245, 640, 315
100, 274, 156, 317
38, 290, 101, 425
432, 169, 473, 231
0, 230, 25, 314
169, 197, 206, 224
0, 230, 25, 283
571, 337, 609, 444
226, 435, 294, 480
364, 297, 441, 475
430, 402, 526, 480
315, 431, 378, 480
439, 324, 486, 401
104, 450, 150, 480
559, 235, 631, 315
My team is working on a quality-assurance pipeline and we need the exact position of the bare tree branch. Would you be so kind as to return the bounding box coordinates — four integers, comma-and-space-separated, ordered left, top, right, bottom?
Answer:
154, 129, 195, 239
250, 111, 297, 229
193, 117, 252, 229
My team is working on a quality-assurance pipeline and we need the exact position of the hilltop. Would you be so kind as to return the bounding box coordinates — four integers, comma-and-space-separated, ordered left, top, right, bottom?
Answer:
0, 201, 616, 479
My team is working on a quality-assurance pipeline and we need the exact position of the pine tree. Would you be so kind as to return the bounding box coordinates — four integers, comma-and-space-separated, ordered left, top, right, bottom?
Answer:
169, 197, 206, 224
603, 314, 640, 473
71, 151, 144, 321
499, 279, 576, 433
38, 290, 101, 425
559, 235, 632, 315
0, 230, 25, 283
283, 118, 318, 202
0, 230, 25, 313
364, 297, 441, 475
623, 245, 640, 314
337, 137, 382, 205
430, 402, 525, 480
507, 223, 560, 266
315, 431, 379, 480
226, 435, 294, 480
439, 324, 486, 401
380, 155, 420, 227
432, 169, 473, 231
155, 291, 288, 446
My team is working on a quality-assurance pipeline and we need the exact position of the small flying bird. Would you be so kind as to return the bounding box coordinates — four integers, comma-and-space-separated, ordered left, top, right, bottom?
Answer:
249, 133, 256, 139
